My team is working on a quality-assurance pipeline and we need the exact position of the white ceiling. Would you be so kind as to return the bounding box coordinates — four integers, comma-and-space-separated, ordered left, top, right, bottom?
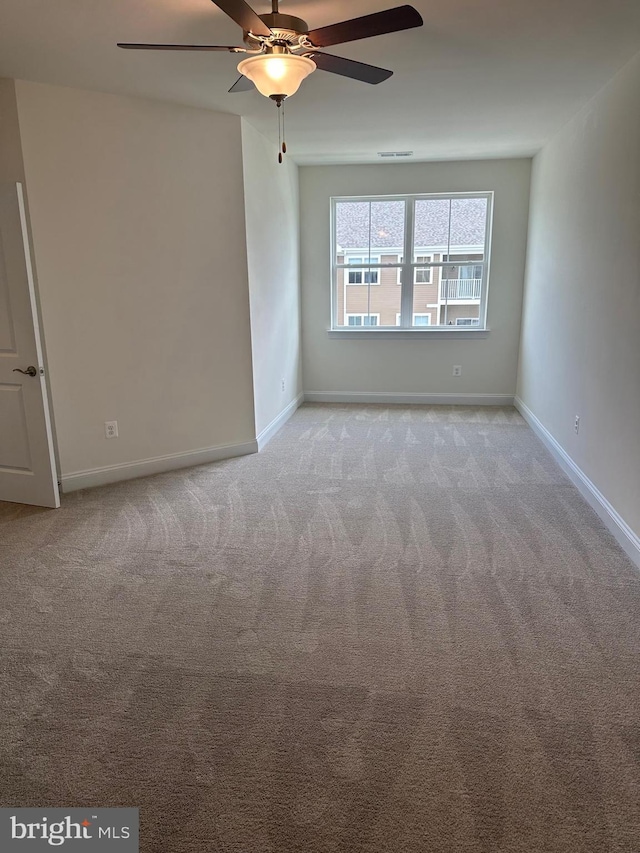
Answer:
2, 0, 640, 164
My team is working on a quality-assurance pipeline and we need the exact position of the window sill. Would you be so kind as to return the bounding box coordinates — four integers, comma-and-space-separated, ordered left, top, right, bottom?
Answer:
327, 328, 490, 340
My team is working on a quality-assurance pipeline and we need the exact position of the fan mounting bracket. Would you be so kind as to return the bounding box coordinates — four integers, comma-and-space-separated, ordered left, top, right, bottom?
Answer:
243, 12, 309, 49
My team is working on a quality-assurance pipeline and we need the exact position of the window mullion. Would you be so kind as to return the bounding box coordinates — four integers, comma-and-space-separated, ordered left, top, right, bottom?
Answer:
331, 197, 338, 329
442, 199, 453, 326
478, 199, 492, 329
367, 203, 372, 322
401, 198, 414, 328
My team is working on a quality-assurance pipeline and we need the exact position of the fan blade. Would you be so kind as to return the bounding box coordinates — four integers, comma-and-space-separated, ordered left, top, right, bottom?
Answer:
229, 75, 255, 93
307, 5, 423, 48
308, 52, 392, 84
118, 43, 242, 51
211, 0, 272, 37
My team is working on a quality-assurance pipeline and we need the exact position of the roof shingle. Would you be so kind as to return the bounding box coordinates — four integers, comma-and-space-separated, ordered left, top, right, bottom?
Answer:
336, 197, 487, 251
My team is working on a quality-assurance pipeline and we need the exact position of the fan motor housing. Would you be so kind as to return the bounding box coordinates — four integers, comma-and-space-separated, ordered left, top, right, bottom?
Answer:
244, 12, 309, 47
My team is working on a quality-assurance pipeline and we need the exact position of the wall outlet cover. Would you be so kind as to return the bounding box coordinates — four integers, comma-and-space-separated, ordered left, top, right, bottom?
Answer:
105, 420, 119, 439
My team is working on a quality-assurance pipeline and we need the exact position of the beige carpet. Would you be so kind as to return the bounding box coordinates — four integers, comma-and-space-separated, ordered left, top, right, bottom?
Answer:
1, 404, 639, 852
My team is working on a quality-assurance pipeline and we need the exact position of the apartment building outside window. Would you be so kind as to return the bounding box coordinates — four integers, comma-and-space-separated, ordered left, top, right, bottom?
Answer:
346, 256, 380, 285
332, 193, 493, 330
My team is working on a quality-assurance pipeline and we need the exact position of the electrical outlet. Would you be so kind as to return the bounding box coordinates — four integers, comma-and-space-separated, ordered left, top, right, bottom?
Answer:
453, 365, 462, 377
281, 378, 285, 393
574, 415, 580, 435
105, 420, 118, 439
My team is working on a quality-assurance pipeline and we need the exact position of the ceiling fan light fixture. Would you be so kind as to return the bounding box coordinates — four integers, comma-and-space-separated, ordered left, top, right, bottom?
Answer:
237, 52, 316, 99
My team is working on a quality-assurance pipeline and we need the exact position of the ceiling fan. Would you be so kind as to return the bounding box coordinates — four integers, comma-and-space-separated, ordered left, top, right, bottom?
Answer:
118, 0, 423, 159
118, 0, 424, 95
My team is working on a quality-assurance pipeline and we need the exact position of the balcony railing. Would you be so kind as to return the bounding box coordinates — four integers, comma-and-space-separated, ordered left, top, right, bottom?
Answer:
441, 278, 482, 300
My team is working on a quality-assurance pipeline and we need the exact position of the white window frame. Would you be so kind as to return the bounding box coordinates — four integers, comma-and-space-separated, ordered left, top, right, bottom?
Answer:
455, 317, 480, 326
345, 313, 380, 326
331, 193, 493, 332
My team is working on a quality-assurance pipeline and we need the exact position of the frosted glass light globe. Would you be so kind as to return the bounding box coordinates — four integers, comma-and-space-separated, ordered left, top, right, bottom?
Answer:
237, 53, 316, 98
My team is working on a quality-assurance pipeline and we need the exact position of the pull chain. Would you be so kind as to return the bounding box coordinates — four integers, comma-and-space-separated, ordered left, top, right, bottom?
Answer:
272, 96, 287, 164
277, 101, 283, 164
282, 99, 287, 155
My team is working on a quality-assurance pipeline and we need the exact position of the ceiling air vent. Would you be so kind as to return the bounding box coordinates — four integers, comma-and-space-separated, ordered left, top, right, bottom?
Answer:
377, 151, 414, 158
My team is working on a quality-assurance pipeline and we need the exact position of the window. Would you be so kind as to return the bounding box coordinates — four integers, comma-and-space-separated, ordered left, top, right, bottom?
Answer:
333, 194, 492, 330
396, 313, 431, 326
414, 256, 432, 284
443, 254, 483, 281
413, 314, 431, 326
346, 256, 379, 285
346, 314, 380, 326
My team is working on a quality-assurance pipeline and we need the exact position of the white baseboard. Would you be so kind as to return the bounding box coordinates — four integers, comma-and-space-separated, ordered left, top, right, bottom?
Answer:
256, 392, 304, 451
515, 397, 640, 570
304, 392, 514, 406
61, 440, 258, 493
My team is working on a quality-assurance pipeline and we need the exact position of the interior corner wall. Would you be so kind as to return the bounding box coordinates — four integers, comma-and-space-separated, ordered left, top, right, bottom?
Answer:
241, 119, 302, 439
298, 159, 531, 398
517, 51, 640, 541
0, 79, 25, 184
14, 80, 256, 481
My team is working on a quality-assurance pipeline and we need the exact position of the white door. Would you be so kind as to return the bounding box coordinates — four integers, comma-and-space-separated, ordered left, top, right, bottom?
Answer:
0, 183, 59, 508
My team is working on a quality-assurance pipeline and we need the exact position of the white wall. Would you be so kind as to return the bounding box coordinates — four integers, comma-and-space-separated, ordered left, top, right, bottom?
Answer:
299, 159, 531, 398
517, 52, 640, 540
241, 120, 302, 440
15, 81, 256, 480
